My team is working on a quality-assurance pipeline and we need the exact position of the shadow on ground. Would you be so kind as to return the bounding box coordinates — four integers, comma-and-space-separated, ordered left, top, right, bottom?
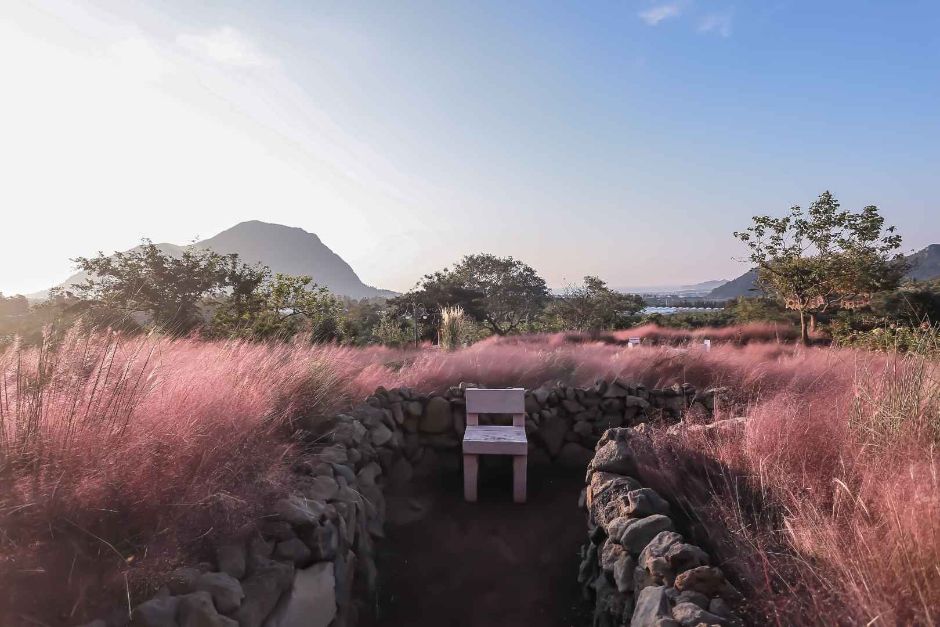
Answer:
370, 458, 592, 627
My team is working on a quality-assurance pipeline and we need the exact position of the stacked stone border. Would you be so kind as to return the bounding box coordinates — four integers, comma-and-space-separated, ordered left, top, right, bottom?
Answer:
78, 380, 723, 627
579, 427, 742, 626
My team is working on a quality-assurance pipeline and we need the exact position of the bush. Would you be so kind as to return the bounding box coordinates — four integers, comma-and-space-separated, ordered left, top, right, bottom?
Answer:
439, 306, 466, 350
832, 322, 940, 355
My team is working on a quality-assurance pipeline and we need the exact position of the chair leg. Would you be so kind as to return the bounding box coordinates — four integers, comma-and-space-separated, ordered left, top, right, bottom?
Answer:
463, 454, 478, 502
513, 454, 527, 503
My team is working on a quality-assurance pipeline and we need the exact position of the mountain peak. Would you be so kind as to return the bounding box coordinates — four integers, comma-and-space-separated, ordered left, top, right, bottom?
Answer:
218, 220, 323, 243
907, 243, 940, 281
32, 221, 395, 300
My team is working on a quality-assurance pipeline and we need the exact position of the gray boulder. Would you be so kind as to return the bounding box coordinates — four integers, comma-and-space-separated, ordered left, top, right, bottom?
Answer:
674, 590, 709, 609
573, 420, 594, 438
315, 444, 348, 465
671, 602, 728, 626
638, 531, 683, 584
709, 596, 733, 618
232, 560, 293, 627
630, 585, 671, 627
299, 521, 339, 561
593, 572, 628, 626
246, 537, 275, 573
177, 591, 238, 627
259, 520, 295, 542
592, 437, 636, 476
166, 567, 202, 595
533, 386, 552, 404
588, 472, 642, 528
617, 515, 675, 554
130, 597, 180, 627
194, 572, 243, 614
369, 423, 393, 447
275, 496, 326, 527
577, 543, 597, 585
674, 566, 737, 599
666, 542, 710, 575
562, 399, 585, 414
274, 537, 312, 566
420, 397, 452, 433
356, 462, 382, 486
390, 402, 405, 424
624, 488, 670, 518
214, 544, 246, 580
350, 405, 385, 429
600, 538, 627, 573
328, 420, 368, 447
612, 553, 635, 593
278, 562, 336, 627
304, 475, 339, 502
603, 381, 629, 398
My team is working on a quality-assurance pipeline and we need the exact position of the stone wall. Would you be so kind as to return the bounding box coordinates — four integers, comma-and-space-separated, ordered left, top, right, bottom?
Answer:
363, 379, 717, 472
578, 426, 742, 627
79, 380, 717, 627
81, 409, 389, 627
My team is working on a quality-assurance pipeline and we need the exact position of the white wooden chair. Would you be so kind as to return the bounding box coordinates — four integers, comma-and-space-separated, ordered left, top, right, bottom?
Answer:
462, 388, 527, 503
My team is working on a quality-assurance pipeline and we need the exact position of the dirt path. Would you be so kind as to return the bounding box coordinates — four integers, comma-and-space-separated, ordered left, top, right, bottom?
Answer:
372, 459, 592, 627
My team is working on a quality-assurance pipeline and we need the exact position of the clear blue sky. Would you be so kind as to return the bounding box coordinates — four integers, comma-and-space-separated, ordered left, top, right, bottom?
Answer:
1, 0, 938, 294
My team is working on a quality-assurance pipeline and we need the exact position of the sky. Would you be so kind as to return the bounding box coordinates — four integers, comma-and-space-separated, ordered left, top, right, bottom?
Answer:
1, 0, 938, 295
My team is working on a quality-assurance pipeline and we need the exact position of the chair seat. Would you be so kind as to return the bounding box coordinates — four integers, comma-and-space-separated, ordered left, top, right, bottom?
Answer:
462, 425, 528, 456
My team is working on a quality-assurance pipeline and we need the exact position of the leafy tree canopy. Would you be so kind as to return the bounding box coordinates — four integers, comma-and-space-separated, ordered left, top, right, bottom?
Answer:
392, 253, 549, 335
59, 240, 266, 334
734, 191, 905, 343
209, 273, 346, 342
551, 276, 644, 333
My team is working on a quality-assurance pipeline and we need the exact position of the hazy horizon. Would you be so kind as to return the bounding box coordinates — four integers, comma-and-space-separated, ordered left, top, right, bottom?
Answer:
2, 0, 938, 296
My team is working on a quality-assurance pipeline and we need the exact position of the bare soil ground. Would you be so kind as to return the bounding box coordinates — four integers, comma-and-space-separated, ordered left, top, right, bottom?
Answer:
371, 458, 591, 627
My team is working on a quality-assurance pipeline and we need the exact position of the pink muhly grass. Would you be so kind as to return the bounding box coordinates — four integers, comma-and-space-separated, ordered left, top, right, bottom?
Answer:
482, 322, 806, 348
1, 325, 937, 625
0, 330, 411, 622
630, 347, 940, 625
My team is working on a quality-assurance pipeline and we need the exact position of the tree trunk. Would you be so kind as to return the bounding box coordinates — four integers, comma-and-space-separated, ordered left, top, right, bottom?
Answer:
809, 312, 817, 333
799, 309, 809, 345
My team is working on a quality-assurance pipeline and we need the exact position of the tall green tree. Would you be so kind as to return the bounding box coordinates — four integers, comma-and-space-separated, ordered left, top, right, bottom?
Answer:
61, 241, 262, 334
552, 276, 644, 333
210, 273, 347, 342
393, 253, 549, 336
734, 191, 905, 343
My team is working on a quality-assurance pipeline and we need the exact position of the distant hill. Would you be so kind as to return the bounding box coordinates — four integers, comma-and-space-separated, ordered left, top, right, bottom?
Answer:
30, 221, 395, 300
906, 244, 940, 281
706, 270, 761, 299
708, 244, 940, 299
615, 279, 728, 296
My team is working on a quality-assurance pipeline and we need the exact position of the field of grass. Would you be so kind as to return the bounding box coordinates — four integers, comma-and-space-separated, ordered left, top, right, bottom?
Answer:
1, 324, 938, 624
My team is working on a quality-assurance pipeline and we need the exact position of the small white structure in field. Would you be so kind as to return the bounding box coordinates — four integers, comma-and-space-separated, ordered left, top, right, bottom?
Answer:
628, 337, 641, 348
704, 339, 711, 352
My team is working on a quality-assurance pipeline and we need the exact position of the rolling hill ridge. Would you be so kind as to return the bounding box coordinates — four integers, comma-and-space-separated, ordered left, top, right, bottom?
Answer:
708, 244, 940, 299
31, 221, 395, 300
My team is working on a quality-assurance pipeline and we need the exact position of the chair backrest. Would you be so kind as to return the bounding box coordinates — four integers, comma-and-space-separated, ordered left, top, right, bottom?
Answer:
465, 388, 525, 427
